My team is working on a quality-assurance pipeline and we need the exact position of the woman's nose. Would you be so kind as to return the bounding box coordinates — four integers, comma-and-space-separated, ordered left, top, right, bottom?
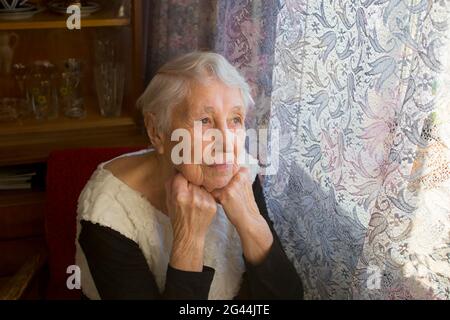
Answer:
218, 126, 234, 154
225, 130, 235, 154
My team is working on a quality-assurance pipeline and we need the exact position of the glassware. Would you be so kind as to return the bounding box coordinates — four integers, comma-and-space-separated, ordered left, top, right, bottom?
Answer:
0, 97, 19, 122
93, 29, 124, 117
113, 0, 130, 18
94, 63, 124, 117
47, 64, 60, 120
60, 58, 85, 119
29, 61, 59, 120
12, 63, 32, 118
94, 30, 117, 64
0, 31, 18, 75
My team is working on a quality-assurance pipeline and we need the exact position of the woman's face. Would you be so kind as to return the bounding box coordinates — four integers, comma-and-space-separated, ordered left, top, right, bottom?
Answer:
165, 79, 246, 192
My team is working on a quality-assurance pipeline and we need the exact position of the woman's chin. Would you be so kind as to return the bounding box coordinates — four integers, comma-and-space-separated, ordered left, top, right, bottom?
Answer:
201, 164, 239, 191
202, 176, 233, 192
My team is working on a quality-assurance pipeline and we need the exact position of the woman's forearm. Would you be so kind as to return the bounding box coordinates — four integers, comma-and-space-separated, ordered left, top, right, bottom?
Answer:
236, 215, 274, 265
166, 173, 218, 273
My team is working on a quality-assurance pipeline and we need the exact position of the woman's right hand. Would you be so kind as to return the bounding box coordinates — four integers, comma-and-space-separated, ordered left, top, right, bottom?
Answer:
165, 173, 217, 272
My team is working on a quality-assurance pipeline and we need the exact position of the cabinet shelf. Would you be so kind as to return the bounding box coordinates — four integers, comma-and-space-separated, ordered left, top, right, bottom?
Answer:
0, 96, 147, 166
0, 0, 145, 165
0, 7, 130, 30
0, 96, 135, 136
0, 189, 45, 208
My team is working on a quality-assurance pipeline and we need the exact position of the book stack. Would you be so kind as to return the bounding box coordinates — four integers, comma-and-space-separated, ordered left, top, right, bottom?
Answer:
0, 165, 37, 190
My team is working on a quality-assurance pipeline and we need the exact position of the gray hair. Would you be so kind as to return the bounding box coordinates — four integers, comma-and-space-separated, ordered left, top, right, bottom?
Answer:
136, 52, 254, 132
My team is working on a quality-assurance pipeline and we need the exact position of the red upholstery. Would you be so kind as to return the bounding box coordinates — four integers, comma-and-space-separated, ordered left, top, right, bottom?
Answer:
44, 146, 144, 299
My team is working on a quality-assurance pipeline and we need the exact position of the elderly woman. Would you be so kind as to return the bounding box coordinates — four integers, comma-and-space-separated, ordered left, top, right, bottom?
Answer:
75, 52, 303, 300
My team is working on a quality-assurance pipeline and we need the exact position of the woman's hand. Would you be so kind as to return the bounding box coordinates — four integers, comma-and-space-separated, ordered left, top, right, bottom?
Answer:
212, 168, 273, 265
166, 173, 217, 272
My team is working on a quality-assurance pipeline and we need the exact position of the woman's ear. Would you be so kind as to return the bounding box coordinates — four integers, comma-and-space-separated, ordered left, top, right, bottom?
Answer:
144, 113, 165, 154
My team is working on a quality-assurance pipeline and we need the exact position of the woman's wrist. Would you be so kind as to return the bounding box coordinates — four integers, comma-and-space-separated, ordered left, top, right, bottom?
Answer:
231, 199, 261, 232
170, 236, 206, 272
236, 214, 274, 265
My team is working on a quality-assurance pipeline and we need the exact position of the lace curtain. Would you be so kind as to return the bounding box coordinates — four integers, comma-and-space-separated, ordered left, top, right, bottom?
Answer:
266, 0, 450, 299
144, 0, 279, 130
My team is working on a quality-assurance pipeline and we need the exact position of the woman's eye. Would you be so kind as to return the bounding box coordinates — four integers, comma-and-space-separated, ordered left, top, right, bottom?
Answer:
201, 118, 211, 125
232, 117, 242, 125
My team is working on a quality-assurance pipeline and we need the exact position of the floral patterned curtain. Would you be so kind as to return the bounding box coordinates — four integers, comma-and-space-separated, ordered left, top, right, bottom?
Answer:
144, 0, 450, 299
266, 0, 450, 299
144, 0, 279, 130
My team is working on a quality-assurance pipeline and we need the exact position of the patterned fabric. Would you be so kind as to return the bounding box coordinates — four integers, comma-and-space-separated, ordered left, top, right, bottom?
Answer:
146, 0, 215, 79
215, 0, 279, 129
145, 0, 279, 130
265, 0, 450, 299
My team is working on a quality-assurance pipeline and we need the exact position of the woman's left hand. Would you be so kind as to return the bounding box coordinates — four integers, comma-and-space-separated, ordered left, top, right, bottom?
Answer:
212, 167, 273, 265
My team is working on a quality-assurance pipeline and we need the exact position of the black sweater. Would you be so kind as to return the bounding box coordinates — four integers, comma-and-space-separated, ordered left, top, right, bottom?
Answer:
78, 178, 303, 300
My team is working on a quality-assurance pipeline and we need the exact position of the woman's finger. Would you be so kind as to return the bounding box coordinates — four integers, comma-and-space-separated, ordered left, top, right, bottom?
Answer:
210, 188, 224, 203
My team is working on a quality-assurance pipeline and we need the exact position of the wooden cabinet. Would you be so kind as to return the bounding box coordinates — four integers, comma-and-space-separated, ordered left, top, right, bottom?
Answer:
0, 0, 147, 299
0, 0, 147, 165
0, 190, 45, 274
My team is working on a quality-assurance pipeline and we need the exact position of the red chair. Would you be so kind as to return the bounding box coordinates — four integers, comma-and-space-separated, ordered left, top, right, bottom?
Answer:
44, 146, 144, 299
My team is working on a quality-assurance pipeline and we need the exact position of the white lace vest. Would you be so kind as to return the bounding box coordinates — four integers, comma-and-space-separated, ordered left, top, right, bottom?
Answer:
75, 149, 259, 300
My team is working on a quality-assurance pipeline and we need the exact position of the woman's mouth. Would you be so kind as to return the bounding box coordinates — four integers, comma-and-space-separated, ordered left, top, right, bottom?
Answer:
208, 163, 233, 171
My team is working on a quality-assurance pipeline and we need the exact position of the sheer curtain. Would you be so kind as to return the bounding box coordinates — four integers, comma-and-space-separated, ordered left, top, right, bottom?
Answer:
143, 0, 450, 299
143, 0, 279, 130
266, 0, 450, 299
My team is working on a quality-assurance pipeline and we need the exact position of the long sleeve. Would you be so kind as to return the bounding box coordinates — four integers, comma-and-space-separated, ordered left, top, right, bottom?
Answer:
78, 178, 303, 300
235, 178, 304, 300
78, 220, 214, 300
